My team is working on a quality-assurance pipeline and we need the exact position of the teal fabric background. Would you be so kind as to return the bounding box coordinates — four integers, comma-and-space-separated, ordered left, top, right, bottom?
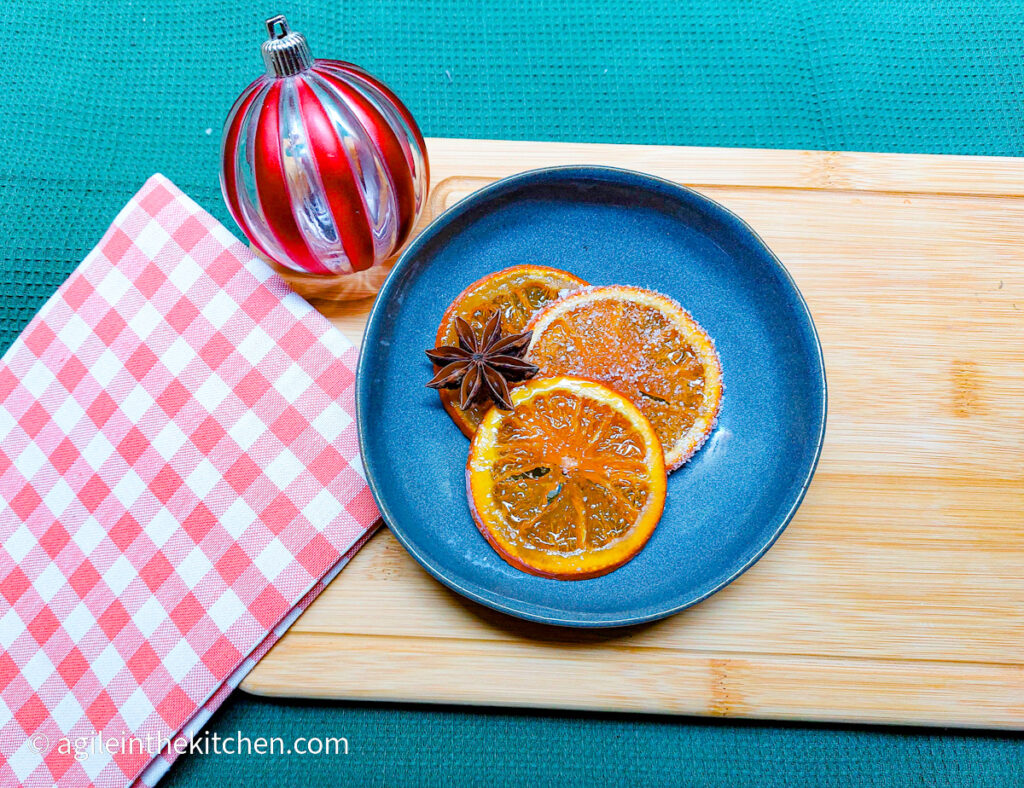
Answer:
3, 0, 1023, 785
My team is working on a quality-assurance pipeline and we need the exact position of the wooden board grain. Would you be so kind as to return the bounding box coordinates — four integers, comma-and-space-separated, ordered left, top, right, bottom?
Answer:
241, 138, 1024, 728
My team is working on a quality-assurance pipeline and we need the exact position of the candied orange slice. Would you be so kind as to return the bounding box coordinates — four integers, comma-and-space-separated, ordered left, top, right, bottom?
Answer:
526, 285, 723, 471
467, 376, 666, 579
434, 265, 588, 436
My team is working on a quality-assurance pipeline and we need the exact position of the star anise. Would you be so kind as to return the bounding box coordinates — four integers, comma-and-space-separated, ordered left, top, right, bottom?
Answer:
425, 311, 539, 410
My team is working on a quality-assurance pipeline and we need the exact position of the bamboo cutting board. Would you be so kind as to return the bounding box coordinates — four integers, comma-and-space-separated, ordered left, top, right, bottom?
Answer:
240, 138, 1024, 729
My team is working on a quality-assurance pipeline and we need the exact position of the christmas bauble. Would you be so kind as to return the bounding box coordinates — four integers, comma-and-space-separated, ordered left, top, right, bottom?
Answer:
221, 16, 429, 278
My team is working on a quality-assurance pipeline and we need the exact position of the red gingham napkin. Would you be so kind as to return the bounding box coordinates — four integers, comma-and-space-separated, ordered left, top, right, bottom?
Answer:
0, 175, 380, 786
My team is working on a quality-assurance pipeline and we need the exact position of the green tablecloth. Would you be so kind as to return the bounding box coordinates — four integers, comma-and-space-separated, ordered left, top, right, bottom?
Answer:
3, 1, 1023, 785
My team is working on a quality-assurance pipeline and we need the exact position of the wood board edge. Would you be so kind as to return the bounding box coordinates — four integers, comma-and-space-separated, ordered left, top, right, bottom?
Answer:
239, 631, 1024, 730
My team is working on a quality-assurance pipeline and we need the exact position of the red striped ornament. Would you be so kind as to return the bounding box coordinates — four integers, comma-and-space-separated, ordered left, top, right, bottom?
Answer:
221, 16, 429, 276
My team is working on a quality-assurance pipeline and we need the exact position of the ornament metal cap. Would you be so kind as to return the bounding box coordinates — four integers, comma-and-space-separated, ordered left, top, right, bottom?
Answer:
261, 15, 313, 77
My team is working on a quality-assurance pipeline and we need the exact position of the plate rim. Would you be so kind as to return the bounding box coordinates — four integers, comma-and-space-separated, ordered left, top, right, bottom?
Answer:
356, 164, 828, 628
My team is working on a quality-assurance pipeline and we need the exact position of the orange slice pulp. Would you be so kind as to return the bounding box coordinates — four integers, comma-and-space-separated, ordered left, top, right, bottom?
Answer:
467, 376, 667, 579
434, 265, 588, 436
526, 285, 723, 471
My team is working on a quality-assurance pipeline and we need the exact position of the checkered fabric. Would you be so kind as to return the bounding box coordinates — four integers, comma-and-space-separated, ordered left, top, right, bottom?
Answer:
0, 175, 380, 787
132, 527, 375, 788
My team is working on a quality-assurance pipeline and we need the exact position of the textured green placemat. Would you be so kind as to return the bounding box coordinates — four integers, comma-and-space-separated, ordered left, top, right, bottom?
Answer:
3, 1, 1024, 786
4, 0, 1024, 356
163, 698, 1023, 788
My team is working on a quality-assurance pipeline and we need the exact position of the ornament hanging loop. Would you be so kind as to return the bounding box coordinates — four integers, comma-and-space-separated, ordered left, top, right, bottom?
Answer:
266, 15, 291, 39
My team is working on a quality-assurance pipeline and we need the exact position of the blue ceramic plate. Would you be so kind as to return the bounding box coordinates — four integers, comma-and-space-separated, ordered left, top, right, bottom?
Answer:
357, 167, 826, 628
